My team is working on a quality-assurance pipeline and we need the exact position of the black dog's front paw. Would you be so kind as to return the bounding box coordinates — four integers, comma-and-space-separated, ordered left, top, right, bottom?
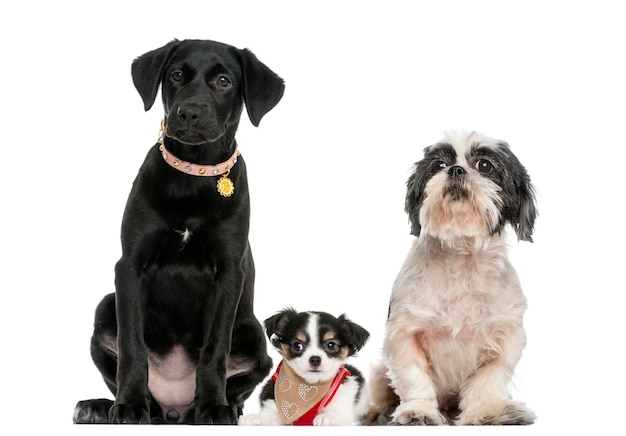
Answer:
108, 401, 151, 424
194, 403, 237, 425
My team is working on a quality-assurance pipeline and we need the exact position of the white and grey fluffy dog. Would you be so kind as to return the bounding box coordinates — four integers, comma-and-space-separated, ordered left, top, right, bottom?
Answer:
366, 131, 537, 426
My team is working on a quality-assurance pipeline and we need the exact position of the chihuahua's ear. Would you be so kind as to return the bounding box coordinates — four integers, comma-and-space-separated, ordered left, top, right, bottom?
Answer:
264, 307, 297, 345
338, 314, 370, 356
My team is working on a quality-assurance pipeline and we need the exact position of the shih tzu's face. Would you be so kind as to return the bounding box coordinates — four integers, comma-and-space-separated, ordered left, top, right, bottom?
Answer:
405, 131, 537, 242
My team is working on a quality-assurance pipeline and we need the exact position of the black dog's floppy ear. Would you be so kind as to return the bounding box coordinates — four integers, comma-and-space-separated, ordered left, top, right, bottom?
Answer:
498, 142, 538, 242
239, 48, 285, 127
338, 314, 370, 356
264, 307, 297, 346
131, 39, 180, 111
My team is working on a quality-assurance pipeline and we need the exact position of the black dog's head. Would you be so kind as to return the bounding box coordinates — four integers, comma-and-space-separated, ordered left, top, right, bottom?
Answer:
132, 39, 285, 145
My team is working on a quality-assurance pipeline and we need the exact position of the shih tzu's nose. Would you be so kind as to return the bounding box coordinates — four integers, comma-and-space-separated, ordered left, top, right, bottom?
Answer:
448, 165, 467, 179
309, 356, 321, 367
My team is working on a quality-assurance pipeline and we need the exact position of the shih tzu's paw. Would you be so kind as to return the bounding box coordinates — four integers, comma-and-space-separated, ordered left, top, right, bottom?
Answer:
391, 399, 447, 426
456, 400, 536, 425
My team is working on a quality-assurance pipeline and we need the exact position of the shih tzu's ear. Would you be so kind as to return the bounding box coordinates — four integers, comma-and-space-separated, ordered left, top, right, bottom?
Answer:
264, 307, 297, 345
498, 143, 538, 242
405, 147, 434, 237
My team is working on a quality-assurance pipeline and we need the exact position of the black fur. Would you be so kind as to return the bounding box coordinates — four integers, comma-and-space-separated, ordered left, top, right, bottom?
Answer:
73, 39, 284, 425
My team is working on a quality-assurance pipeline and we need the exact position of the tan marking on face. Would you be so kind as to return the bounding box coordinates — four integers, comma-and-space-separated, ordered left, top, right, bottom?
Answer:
322, 332, 336, 342
338, 348, 349, 360
419, 172, 501, 239
422, 195, 488, 238
279, 343, 291, 355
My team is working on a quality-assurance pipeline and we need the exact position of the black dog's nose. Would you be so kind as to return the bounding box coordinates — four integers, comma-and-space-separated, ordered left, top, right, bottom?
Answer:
176, 105, 203, 123
309, 356, 321, 367
448, 165, 467, 179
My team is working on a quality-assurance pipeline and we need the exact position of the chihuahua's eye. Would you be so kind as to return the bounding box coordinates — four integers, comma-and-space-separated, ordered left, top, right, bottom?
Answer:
325, 341, 339, 353
475, 158, 494, 174
291, 341, 304, 353
217, 75, 232, 88
171, 71, 183, 82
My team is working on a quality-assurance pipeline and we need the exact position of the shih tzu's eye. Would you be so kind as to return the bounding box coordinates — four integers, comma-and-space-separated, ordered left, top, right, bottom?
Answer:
325, 341, 339, 354
291, 341, 305, 353
434, 160, 447, 171
475, 159, 494, 175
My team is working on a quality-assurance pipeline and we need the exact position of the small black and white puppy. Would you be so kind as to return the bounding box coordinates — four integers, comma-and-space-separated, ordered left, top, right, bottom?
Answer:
239, 308, 370, 426
367, 130, 537, 425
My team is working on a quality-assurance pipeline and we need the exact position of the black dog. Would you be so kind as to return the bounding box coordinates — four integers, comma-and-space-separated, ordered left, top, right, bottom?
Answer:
73, 39, 284, 425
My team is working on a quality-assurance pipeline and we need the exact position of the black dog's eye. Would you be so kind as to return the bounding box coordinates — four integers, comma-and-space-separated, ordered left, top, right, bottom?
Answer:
291, 341, 305, 353
171, 71, 183, 82
475, 159, 494, 174
217, 75, 232, 88
325, 341, 339, 354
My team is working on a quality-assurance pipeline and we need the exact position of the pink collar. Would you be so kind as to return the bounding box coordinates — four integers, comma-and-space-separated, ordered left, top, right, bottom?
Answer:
158, 142, 240, 177
156, 119, 239, 177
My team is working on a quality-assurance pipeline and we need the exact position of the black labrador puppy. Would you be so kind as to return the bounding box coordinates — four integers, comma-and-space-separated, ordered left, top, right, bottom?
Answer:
73, 39, 285, 425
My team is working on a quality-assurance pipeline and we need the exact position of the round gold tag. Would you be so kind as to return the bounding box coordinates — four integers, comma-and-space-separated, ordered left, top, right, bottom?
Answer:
217, 175, 235, 197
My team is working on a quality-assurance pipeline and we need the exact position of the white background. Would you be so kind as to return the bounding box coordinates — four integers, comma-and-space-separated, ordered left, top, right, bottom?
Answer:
2, 0, 624, 434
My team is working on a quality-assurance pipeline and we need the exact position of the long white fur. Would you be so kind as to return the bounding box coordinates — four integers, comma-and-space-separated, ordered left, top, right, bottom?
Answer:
369, 131, 535, 425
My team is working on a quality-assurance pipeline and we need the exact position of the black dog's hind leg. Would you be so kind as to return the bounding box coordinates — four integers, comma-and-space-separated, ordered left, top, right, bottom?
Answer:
74, 293, 164, 424
90, 293, 119, 393
226, 317, 273, 418
226, 363, 272, 418
74, 293, 118, 423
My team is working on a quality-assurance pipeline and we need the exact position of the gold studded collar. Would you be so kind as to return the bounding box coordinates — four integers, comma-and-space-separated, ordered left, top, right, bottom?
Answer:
156, 120, 239, 197
158, 142, 240, 178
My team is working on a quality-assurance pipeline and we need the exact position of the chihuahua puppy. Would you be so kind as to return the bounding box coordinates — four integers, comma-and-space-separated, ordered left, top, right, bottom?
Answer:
239, 308, 370, 426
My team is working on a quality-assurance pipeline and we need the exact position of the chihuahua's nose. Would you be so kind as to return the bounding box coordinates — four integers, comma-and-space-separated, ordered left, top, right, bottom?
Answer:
309, 356, 321, 367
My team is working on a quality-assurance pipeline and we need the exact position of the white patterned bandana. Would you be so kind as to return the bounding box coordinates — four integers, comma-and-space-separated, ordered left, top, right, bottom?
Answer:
272, 360, 349, 425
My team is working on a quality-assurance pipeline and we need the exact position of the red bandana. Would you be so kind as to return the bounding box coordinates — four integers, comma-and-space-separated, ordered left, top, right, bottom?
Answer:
271, 360, 350, 425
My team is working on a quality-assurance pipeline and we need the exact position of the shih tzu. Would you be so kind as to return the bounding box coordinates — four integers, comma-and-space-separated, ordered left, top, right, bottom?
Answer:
239, 308, 370, 426
366, 130, 538, 426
